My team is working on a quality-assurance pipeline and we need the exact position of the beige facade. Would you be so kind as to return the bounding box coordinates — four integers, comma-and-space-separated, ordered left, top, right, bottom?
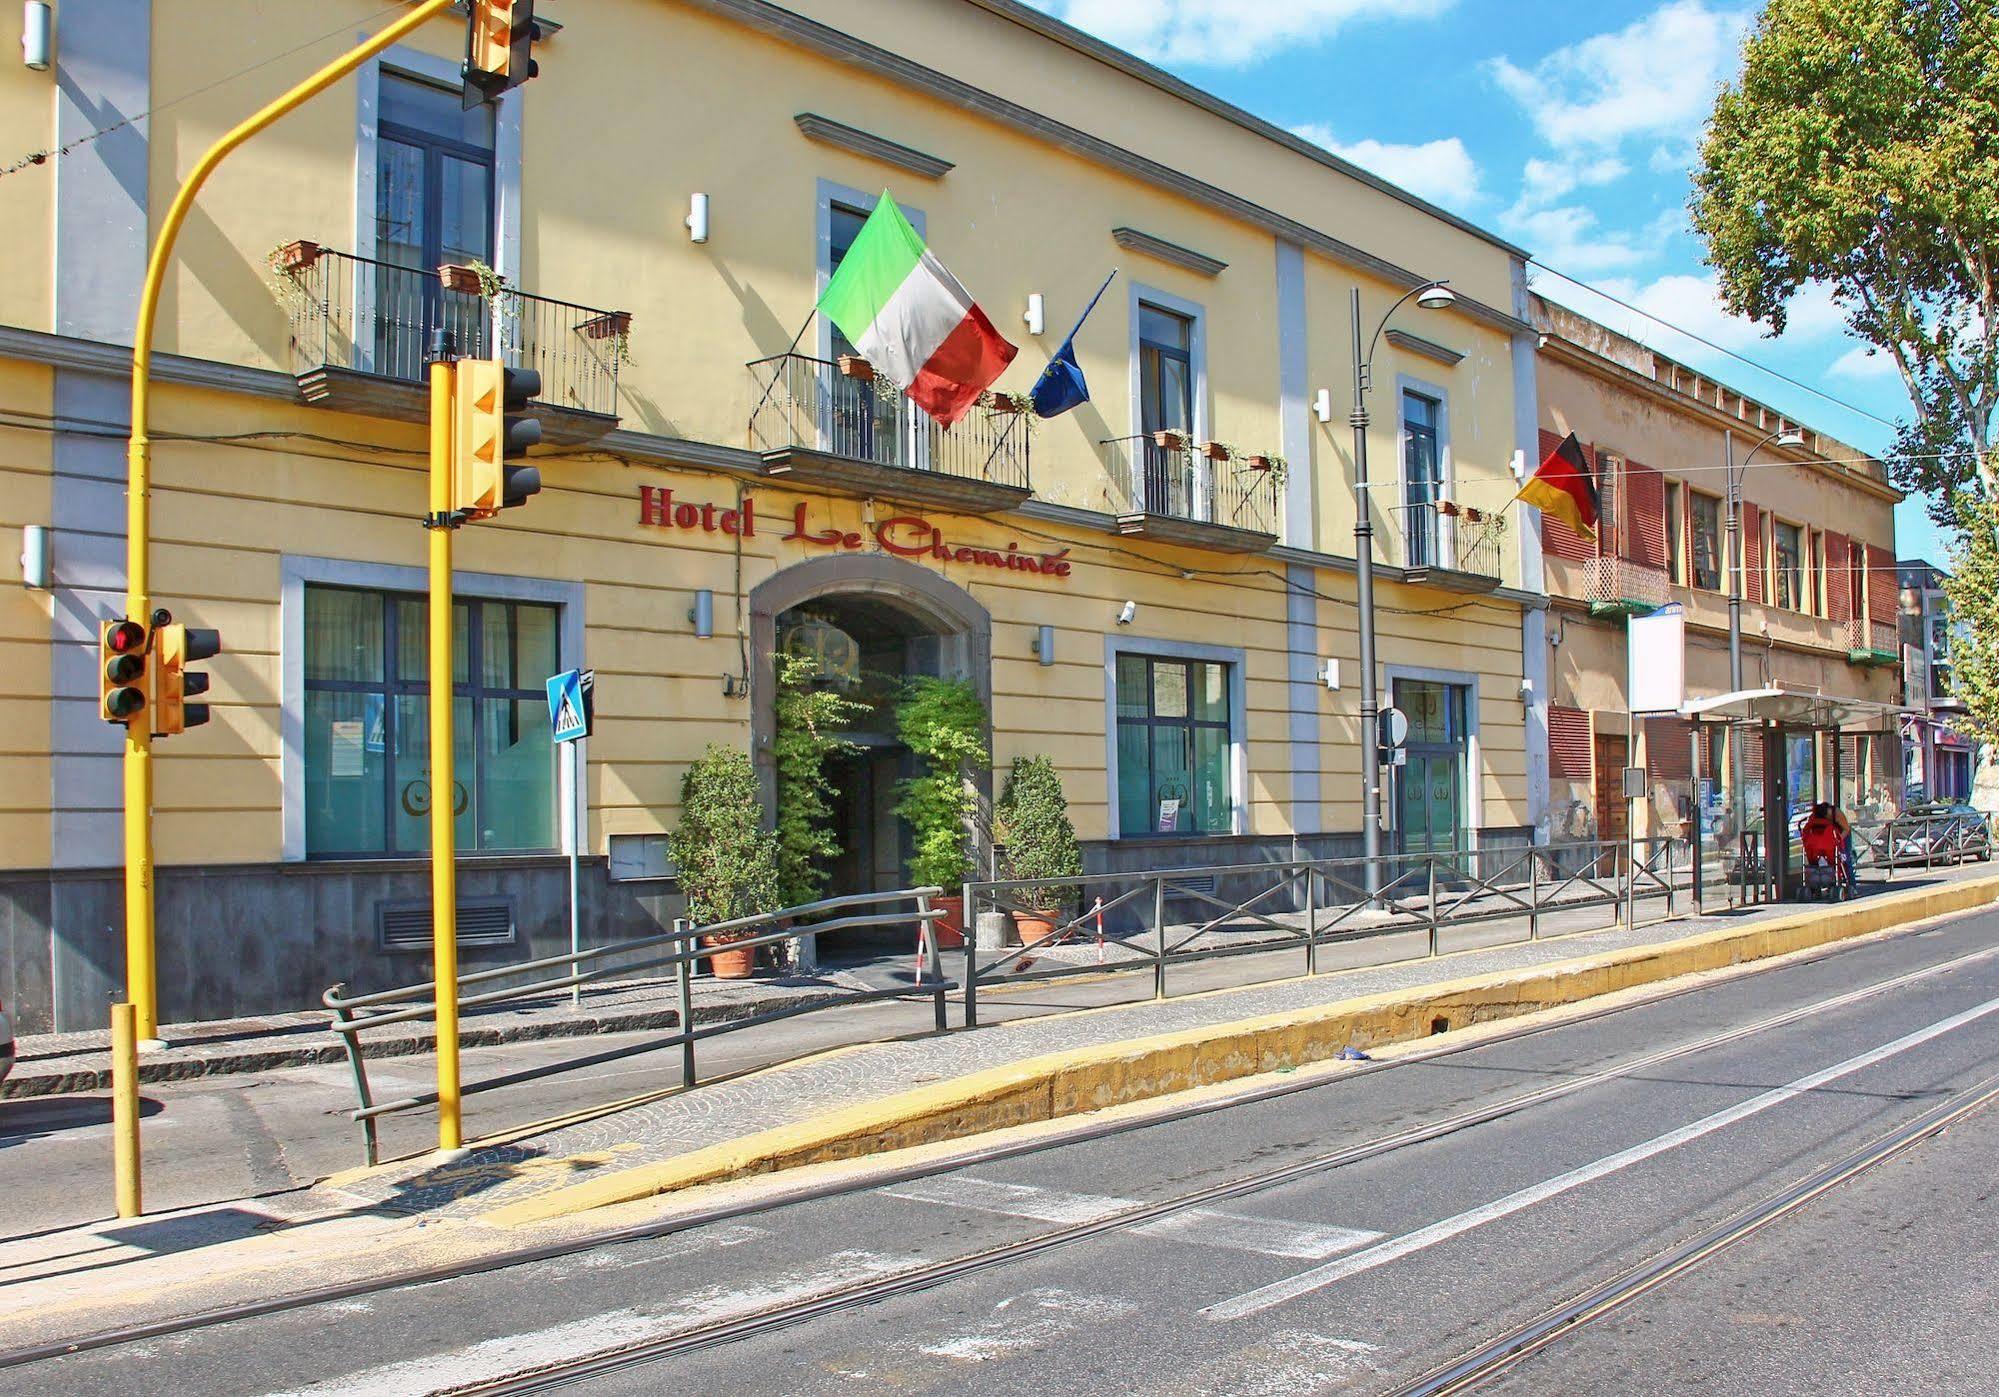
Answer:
1531, 296, 1902, 844
1, 0, 1545, 1030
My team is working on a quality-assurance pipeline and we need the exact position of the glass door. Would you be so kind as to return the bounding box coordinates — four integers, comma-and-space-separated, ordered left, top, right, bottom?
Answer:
1139, 303, 1195, 518
1394, 680, 1468, 869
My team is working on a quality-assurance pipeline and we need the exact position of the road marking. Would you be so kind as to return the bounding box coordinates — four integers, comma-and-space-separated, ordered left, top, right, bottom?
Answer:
1205, 988, 1999, 1321
915, 1287, 1135, 1362
570, 1221, 765, 1272
885, 1176, 1382, 1259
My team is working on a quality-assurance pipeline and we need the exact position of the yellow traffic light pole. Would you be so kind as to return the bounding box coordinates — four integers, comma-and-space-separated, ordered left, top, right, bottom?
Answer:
429, 355, 465, 1153
118, 0, 460, 1204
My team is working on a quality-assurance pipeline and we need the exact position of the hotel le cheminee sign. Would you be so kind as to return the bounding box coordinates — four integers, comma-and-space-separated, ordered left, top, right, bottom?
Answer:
636, 485, 1074, 581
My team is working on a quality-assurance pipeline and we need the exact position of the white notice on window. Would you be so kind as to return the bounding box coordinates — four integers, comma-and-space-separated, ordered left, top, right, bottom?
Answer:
1157, 797, 1181, 832
331, 720, 365, 777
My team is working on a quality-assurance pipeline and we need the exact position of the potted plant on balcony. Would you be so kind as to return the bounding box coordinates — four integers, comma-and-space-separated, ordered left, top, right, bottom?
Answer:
666, 745, 783, 980
894, 676, 990, 949
1242, 452, 1289, 485
271, 239, 321, 273
1199, 439, 1233, 462
837, 353, 875, 382
437, 262, 486, 296
1151, 428, 1190, 453
979, 389, 1033, 415
995, 755, 1083, 946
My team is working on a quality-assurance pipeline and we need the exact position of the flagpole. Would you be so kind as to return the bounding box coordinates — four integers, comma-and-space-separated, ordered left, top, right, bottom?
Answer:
748, 307, 820, 436
976, 270, 1120, 478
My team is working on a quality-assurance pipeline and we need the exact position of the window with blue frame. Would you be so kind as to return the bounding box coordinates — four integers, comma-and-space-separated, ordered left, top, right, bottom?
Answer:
1115, 653, 1233, 836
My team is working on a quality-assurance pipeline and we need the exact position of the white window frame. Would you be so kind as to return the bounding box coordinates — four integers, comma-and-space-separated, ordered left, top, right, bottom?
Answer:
1103, 634, 1247, 841
1129, 281, 1210, 516
280, 556, 584, 862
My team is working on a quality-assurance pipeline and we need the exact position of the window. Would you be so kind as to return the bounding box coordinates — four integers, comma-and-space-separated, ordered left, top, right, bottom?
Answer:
303, 585, 557, 857
1665, 480, 1685, 585
1594, 450, 1622, 556
824, 199, 919, 465
1689, 491, 1723, 591
1773, 520, 1804, 610
1139, 302, 1196, 517
1402, 391, 1443, 567
1115, 653, 1233, 836
374, 71, 495, 379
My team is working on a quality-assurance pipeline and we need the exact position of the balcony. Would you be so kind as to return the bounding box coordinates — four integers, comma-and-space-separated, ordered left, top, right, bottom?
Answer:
274, 243, 625, 443
1586, 554, 1669, 617
1847, 617, 1899, 666
1400, 501, 1505, 593
746, 353, 1031, 515
1105, 435, 1279, 554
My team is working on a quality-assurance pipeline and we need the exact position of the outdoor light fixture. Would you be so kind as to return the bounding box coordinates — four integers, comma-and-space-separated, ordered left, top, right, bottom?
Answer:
20, 524, 49, 589
1313, 388, 1333, 424
1032, 623, 1055, 666
1322, 658, 1340, 691
685, 192, 710, 244
1415, 281, 1456, 311
1024, 293, 1045, 337
689, 589, 714, 639
22, 1, 50, 71
1777, 427, 1805, 447
1117, 600, 1137, 626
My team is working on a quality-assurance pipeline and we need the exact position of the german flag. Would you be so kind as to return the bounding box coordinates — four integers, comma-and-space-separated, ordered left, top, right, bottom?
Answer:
1516, 431, 1600, 539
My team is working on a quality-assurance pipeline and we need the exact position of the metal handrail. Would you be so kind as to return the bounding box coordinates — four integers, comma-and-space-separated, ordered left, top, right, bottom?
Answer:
324, 886, 948, 1164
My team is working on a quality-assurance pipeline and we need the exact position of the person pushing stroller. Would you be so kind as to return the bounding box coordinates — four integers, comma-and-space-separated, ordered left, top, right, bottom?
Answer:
1800, 802, 1852, 899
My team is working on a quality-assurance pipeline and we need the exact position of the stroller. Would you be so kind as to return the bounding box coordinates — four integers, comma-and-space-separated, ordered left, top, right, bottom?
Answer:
1799, 806, 1851, 902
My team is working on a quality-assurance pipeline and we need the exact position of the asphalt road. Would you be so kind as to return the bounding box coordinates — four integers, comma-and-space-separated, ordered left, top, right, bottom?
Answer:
10, 904, 1999, 1395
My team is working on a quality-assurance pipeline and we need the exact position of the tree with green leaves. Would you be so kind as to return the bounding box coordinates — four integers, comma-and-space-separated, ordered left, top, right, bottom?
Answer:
1692, 0, 1999, 731
995, 755, 1083, 907
772, 652, 870, 908
667, 745, 782, 926
893, 676, 989, 889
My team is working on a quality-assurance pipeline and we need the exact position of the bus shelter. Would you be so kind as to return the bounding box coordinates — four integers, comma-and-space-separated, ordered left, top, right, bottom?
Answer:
1678, 686, 1908, 906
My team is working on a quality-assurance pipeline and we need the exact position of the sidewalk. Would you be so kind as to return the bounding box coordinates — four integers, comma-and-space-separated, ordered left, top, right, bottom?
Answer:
3, 864, 1994, 1353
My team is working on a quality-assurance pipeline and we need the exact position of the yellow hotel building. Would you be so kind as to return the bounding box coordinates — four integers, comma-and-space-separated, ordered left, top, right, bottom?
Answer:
0, 0, 1550, 1031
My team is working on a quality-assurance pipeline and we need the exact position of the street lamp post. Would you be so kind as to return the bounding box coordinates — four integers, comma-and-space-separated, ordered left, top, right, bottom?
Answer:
1349, 279, 1456, 897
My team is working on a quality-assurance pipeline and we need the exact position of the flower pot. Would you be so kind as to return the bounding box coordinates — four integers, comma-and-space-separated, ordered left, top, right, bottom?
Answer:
1245, 454, 1272, 472
1199, 440, 1230, 462
581, 309, 632, 341
1151, 429, 1188, 452
926, 895, 967, 950
1009, 907, 1062, 947
982, 390, 1031, 415
837, 353, 875, 382
273, 239, 321, 272
703, 936, 757, 980
1438, 500, 1460, 518
437, 263, 485, 295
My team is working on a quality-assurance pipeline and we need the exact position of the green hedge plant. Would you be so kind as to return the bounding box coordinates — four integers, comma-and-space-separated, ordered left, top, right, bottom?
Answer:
893, 676, 989, 890
772, 653, 871, 909
995, 755, 1083, 908
666, 745, 782, 929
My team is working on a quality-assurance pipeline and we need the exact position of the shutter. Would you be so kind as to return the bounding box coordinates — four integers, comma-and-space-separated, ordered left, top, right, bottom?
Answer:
1549, 705, 1593, 780
1623, 461, 1667, 569
1644, 717, 1692, 781
1825, 530, 1851, 622
1866, 544, 1898, 624
1741, 502, 1764, 604
1536, 428, 1596, 562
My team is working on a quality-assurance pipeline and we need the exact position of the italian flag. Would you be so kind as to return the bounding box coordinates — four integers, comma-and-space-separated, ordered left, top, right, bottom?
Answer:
817, 192, 1017, 427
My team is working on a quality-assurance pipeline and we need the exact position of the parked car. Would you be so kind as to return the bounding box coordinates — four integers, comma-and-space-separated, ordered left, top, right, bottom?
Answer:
1891, 803, 1993, 865
0, 994, 12, 1086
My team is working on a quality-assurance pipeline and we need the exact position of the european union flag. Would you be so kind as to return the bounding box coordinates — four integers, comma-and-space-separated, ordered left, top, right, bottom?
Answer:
1028, 271, 1117, 420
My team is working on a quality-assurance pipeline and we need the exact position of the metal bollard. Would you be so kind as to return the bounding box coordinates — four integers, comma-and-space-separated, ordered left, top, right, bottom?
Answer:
674, 917, 696, 1090
112, 1001, 141, 1218
1153, 876, 1168, 1001
1426, 857, 1440, 958
1305, 864, 1319, 976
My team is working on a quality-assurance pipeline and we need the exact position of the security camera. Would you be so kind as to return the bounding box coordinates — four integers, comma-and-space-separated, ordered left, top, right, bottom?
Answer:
1117, 601, 1137, 626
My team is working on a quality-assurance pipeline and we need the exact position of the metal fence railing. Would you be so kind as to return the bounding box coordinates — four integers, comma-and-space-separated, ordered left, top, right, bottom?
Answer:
324, 887, 946, 1164
1101, 437, 1282, 537
1403, 501, 1505, 581
746, 352, 1032, 492
277, 244, 625, 417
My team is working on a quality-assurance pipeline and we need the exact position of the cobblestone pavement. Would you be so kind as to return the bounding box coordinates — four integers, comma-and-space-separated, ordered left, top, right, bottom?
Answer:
325, 865, 1984, 1221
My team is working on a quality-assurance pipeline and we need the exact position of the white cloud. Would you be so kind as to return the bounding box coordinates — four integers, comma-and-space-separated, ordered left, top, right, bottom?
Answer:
1293, 127, 1482, 206
1829, 344, 1901, 382
1502, 205, 1677, 276
1038, 0, 1454, 68
1514, 155, 1628, 210
1489, 1, 1750, 149
1538, 269, 1847, 356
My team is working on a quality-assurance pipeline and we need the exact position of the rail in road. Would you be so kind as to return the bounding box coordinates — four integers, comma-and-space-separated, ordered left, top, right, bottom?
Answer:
9, 905, 1999, 1394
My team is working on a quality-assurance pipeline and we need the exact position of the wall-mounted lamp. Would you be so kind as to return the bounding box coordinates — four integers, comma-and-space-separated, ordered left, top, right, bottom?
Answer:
20, 524, 49, 589
1031, 623, 1055, 666
1024, 293, 1045, 337
689, 589, 714, 639
1312, 388, 1333, 424
22, 2, 50, 71
1116, 600, 1137, 626
1321, 657, 1340, 691
1518, 677, 1535, 704
685, 192, 710, 244
1510, 448, 1527, 481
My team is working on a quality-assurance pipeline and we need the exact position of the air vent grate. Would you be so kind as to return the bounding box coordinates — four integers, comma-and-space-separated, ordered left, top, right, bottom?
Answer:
1165, 875, 1216, 897
377, 896, 516, 952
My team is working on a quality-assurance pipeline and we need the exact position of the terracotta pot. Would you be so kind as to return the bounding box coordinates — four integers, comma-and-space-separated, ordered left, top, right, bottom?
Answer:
837, 353, 875, 382
1151, 430, 1188, 452
1009, 908, 1061, 947
273, 239, 321, 272
437, 263, 485, 295
1199, 440, 1230, 462
927, 895, 967, 950
1245, 454, 1272, 471
703, 936, 756, 980
581, 309, 632, 341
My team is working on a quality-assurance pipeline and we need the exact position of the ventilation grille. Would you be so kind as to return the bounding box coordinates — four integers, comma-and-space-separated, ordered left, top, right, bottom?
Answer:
377, 896, 516, 952
1165, 875, 1216, 897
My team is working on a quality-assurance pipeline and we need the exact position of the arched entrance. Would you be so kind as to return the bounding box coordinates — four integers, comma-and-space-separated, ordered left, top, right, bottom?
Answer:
748, 555, 993, 961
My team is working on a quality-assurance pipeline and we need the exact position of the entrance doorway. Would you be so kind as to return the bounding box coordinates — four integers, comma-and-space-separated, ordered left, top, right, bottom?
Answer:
1394, 679, 1469, 863
1595, 731, 1628, 871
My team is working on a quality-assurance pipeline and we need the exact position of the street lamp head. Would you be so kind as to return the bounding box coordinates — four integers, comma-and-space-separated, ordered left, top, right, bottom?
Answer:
1415, 281, 1456, 311
1776, 427, 1805, 448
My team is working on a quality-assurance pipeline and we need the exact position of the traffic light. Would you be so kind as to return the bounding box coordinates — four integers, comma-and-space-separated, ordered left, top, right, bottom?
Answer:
463, 0, 537, 109
154, 622, 221, 736
450, 357, 542, 520
99, 617, 149, 725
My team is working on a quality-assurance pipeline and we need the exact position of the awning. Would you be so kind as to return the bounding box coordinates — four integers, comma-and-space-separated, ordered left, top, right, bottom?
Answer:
1676, 685, 1909, 731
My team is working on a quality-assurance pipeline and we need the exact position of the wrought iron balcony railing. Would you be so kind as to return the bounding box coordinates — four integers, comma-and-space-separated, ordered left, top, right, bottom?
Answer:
1585, 554, 1669, 616
745, 353, 1031, 511
275, 244, 626, 421
1104, 436, 1281, 549
1401, 501, 1505, 589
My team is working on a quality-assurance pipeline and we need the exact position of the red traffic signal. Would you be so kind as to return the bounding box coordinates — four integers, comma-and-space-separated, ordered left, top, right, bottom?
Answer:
100, 618, 149, 724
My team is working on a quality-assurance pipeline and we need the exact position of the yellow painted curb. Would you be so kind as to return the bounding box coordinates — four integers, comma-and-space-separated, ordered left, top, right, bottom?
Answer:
484, 875, 1999, 1227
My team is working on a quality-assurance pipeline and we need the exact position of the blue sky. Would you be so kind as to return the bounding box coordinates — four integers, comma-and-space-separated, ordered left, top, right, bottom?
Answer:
1030, 0, 1946, 563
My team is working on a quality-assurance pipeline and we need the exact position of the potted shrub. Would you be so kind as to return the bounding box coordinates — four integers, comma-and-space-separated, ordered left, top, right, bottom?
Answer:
580, 309, 632, 341
894, 676, 990, 948
1242, 452, 1289, 485
437, 262, 485, 295
980, 389, 1032, 415
271, 239, 321, 273
1151, 428, 1189, 453
995, 756, 1083, 946
666, 745, 782, 980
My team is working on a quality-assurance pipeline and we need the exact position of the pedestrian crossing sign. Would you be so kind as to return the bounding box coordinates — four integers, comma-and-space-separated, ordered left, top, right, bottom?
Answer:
546, 668, 594, 743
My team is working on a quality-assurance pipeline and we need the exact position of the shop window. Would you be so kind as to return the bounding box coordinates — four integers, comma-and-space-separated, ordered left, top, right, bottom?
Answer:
303, 585, 558, 858
1689, 491, 1722, 590
1115, 652, 1234, 836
